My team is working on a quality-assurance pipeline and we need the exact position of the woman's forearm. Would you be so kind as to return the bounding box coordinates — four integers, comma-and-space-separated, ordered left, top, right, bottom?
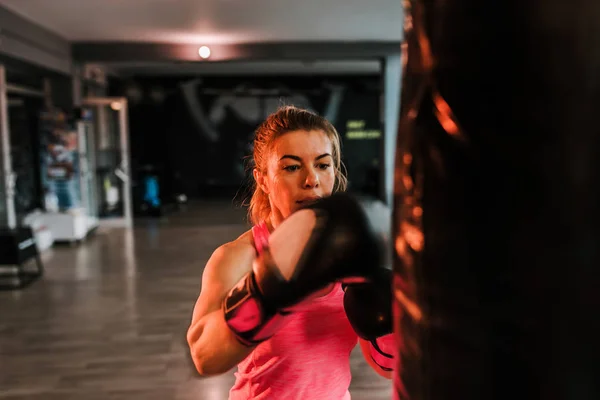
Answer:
187, 309, 254, 376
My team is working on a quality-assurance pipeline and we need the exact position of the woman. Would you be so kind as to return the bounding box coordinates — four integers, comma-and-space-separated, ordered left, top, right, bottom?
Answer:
187, 105, 391, 400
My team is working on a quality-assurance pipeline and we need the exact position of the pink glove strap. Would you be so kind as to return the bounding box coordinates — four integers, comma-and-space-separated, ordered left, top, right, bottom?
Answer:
370, 333, 396, 371
223, 270, 288, 347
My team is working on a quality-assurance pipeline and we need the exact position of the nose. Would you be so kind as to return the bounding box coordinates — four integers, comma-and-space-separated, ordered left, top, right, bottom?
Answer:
303, 168, 320, 189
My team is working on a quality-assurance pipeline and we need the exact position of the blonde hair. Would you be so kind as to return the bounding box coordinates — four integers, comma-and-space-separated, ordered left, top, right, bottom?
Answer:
247, 105, 347, 226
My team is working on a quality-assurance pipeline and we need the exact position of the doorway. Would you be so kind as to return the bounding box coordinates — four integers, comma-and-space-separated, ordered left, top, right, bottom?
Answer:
81, 97, 132, 228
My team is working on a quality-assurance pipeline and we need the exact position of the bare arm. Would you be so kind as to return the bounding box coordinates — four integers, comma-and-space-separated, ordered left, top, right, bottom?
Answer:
186, 239, 257, 376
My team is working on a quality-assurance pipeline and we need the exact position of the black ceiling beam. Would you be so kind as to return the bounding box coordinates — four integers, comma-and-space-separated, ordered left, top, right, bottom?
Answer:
72, 41, 401, 63
0, 6, 72, 75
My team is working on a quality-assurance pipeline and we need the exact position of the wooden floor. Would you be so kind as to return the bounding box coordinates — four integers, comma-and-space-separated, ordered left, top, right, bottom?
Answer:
0, 201, 392, 399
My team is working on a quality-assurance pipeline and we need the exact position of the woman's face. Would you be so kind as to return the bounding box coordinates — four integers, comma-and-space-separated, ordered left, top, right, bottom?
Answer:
256, 129, 336, 221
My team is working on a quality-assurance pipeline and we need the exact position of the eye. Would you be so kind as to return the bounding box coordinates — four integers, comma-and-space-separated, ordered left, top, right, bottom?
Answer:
284, 165, 300, 172
318, 163, 331, 170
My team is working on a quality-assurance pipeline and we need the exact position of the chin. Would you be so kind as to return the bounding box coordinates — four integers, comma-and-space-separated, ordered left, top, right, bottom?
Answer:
293, 202, 312, 211
289, 205, 302, 214
289, 203, 310, 214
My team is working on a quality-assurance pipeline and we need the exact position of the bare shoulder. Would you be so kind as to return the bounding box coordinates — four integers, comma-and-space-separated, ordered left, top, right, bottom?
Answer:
203, 229, 256, 292
192, 229, 257, 318
212, 229, 255, 268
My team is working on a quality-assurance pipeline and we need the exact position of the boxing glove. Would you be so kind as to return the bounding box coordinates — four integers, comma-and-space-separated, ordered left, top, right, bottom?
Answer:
344, 268, 395, 371
223, 192, 388, 346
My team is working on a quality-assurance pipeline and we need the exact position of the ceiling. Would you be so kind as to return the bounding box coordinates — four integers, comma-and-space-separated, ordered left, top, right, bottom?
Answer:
0, 0, 403, 44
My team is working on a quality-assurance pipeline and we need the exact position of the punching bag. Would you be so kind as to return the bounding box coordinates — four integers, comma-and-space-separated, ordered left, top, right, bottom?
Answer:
392, 0, 600, 399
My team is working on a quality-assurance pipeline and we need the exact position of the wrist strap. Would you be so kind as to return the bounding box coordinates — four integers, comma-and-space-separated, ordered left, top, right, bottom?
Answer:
223, 270, 287, 347
369, 333, 396, 371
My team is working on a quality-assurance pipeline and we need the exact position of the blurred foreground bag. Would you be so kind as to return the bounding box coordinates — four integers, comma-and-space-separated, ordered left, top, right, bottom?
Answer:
392, 1, 600, 399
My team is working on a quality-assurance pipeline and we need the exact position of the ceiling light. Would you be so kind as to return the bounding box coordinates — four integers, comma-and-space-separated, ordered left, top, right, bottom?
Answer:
198, 46, 211, 59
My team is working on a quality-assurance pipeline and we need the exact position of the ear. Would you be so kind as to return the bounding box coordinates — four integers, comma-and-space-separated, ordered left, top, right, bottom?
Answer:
253, 168, 270, 194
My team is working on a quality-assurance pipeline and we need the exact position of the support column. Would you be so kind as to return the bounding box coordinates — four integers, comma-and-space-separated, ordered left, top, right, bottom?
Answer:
0, 65, 15, 228
72, 63, 83, 107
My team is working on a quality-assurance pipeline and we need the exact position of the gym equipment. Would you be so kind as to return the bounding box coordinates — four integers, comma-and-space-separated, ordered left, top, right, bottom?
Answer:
37, 109, 98, 242
0, 226, 43, 290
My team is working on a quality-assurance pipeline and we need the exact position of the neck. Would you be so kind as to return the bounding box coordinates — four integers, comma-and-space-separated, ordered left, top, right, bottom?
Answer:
267, 212, 284, 231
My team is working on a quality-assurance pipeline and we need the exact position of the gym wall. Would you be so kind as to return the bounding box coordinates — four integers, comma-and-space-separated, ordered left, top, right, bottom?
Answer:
109, 75, 383, 202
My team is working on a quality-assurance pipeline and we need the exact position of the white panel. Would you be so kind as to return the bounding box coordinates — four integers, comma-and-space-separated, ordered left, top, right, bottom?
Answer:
383, 54, 401, 207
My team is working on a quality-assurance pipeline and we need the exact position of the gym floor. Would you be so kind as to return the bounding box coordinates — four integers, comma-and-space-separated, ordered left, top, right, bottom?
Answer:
0, 201, 392, 399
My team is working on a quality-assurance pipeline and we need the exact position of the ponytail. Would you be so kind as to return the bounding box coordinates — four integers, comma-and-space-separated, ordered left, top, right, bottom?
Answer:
248, 184, 271, 226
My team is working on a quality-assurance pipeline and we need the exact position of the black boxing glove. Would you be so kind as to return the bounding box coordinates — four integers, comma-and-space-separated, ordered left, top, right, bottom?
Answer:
344, 269, 395, 371
222, 192, 388, 346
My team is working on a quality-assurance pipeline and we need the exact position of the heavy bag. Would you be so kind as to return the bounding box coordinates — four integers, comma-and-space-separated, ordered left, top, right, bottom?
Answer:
392, 0, 600, 399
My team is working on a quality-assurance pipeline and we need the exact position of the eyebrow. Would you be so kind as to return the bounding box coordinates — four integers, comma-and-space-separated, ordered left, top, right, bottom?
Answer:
279, 153, 332, 162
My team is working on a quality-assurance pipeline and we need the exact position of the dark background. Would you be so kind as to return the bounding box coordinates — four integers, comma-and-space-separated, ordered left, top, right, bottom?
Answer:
108, 74, 384, 206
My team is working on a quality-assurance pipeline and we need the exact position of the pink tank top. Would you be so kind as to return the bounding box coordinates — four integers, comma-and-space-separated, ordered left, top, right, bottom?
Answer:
228, 224, 358, 400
